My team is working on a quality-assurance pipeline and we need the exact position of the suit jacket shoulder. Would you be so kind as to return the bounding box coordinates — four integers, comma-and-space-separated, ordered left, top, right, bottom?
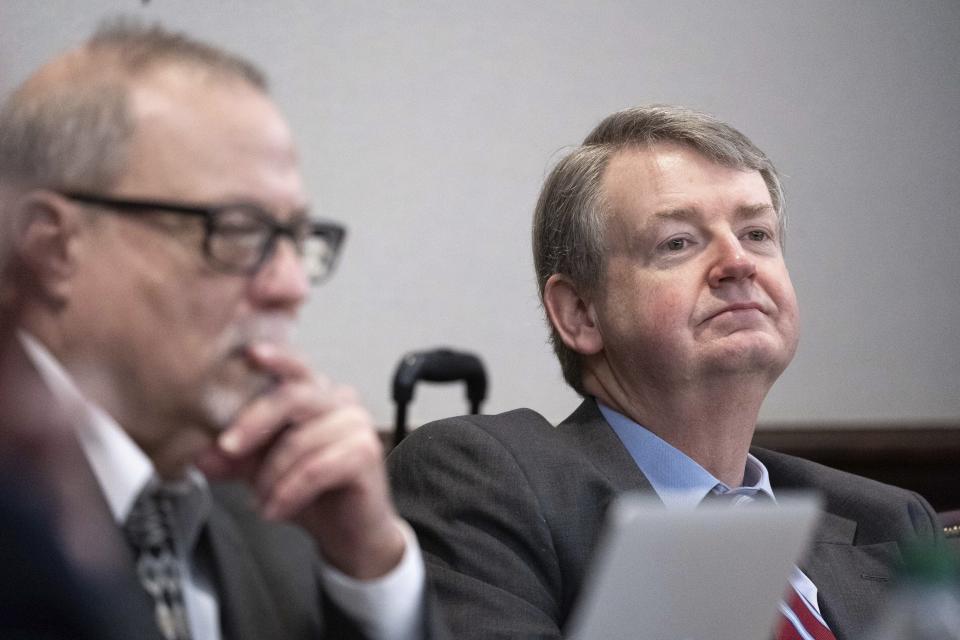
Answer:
749, 446, 943, 639
388, 403, 651, 638
752, 447, 941, 545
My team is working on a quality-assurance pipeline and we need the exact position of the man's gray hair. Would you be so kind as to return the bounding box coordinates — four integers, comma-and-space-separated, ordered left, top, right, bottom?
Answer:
0, 19, 267, 193
532, 105, 785, 395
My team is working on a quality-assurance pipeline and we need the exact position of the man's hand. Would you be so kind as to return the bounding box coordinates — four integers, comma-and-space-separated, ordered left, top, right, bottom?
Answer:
196, 342, 406, 580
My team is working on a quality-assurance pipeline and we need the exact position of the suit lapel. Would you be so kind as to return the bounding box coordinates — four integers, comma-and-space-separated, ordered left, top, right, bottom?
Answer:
204, 501, 291, 640
558, 399, 656, 496
75, 450, 166, 640
1, 338, 165, 640
754, 448, 901, 640
801, 512, 900, 640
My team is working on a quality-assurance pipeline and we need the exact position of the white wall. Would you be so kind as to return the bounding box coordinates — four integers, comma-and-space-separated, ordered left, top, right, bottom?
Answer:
2, 1, 958, 428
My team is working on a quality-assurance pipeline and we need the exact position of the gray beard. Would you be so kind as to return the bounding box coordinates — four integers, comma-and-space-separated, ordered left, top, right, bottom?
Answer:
201, 369, 277, 430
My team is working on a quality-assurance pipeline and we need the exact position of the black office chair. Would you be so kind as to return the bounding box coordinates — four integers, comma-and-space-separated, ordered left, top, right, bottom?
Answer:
391, 347, 487, 446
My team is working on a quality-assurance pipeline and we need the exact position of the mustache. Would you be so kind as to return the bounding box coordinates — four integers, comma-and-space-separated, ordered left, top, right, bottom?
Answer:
221, 313, 296, 357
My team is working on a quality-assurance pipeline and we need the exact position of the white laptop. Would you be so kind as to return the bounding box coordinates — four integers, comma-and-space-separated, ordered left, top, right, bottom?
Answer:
566, 493, 821, 640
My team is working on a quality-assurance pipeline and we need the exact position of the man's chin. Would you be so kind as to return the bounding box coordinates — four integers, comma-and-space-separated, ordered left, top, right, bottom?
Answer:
702, 333, 793, 377
200, 387, 247, 431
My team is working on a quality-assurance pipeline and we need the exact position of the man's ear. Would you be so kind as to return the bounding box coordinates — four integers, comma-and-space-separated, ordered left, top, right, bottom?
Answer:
8, 190, 85, 302
542, 273, 603, 355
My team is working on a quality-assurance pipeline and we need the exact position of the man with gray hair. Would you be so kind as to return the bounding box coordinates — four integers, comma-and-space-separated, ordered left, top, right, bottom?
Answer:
0, 21, 444, 640
388, 105, 941, 639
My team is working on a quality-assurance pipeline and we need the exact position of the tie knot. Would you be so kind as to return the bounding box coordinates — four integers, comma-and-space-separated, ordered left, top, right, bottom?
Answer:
125, 486, 177, 552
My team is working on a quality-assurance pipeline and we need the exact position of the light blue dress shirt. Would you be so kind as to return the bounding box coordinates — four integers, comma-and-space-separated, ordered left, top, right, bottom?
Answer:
597, 401, 827, 621
598, 403, 773, 508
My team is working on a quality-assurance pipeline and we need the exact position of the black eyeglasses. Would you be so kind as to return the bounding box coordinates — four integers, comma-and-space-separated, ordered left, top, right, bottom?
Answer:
60, 191, 346, 283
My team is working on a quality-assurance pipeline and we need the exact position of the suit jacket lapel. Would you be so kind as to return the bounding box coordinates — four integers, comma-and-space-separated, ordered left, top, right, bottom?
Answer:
559, 399, 657, 495
75, 451, 165, 640
204, 501, 291, 640
1, 338, 165, 640
754, 448, 901, 640
801, 512, 900, 640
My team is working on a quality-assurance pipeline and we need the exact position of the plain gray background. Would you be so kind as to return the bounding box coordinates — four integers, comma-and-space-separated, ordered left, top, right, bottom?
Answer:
2, 1, 958, 428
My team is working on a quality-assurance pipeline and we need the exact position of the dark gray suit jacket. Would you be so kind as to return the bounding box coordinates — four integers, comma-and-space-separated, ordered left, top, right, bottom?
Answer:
387, 399, 941, 640
203, 483, 370, 639
28, 467, 447, 640
122, 477, 448, 640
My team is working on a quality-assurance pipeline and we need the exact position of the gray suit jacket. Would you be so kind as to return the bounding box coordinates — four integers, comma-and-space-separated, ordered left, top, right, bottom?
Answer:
138, 480, 449, 640
388, 399, 941, 640
204, 483, 368, 639
67, 475, 446, 640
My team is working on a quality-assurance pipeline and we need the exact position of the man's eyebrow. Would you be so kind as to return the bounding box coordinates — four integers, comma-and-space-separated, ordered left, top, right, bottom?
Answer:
647, 203, 775, 220
643, 207, 700, 227
287, 207, 312, 222
637, 203, 776, 234
213, 193, 311, 214
625, 208, 699, 250
733, 203, 777, 221
222, 198, 312, 222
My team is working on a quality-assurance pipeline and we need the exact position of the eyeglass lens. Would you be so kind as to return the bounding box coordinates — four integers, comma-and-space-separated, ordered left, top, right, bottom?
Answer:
206, 206, 337, 280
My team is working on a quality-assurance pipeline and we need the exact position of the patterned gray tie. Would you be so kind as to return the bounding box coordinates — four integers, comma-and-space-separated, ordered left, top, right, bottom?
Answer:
124, 485, 192, 640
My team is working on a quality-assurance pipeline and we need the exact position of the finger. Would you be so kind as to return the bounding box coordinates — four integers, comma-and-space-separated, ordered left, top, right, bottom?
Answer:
217, 379, 336, 457
260, 408, 384, 521
261, 434, 370, 522
253, 402, 371, 501
246, 342, 313, 380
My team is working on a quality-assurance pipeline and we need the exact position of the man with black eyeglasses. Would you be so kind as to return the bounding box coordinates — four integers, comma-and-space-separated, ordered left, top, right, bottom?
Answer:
0, 21, 442, 640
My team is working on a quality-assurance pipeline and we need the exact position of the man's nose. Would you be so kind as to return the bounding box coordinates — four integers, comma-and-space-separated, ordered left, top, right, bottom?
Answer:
249, 239, 310, 309
707, 234, 757, 288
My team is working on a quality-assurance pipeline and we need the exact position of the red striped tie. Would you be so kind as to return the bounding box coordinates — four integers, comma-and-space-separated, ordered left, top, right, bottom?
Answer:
775, 586, 836, 640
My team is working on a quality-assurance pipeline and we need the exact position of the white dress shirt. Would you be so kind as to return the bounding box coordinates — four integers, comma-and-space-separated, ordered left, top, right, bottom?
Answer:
21, 332, 425, 640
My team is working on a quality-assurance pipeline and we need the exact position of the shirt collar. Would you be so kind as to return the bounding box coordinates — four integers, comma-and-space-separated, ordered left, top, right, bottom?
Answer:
597, 401, 775, 508
18, 332, 209, 533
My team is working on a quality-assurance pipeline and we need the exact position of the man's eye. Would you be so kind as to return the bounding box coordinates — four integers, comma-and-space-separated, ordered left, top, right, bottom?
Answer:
746, 229, 769, 242
664, 238, 688, 251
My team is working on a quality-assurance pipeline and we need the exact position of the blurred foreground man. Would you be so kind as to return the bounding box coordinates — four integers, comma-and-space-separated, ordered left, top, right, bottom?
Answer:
2, 212, 155, 640
0, 22, 440, 640
388, 105, 941, 639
